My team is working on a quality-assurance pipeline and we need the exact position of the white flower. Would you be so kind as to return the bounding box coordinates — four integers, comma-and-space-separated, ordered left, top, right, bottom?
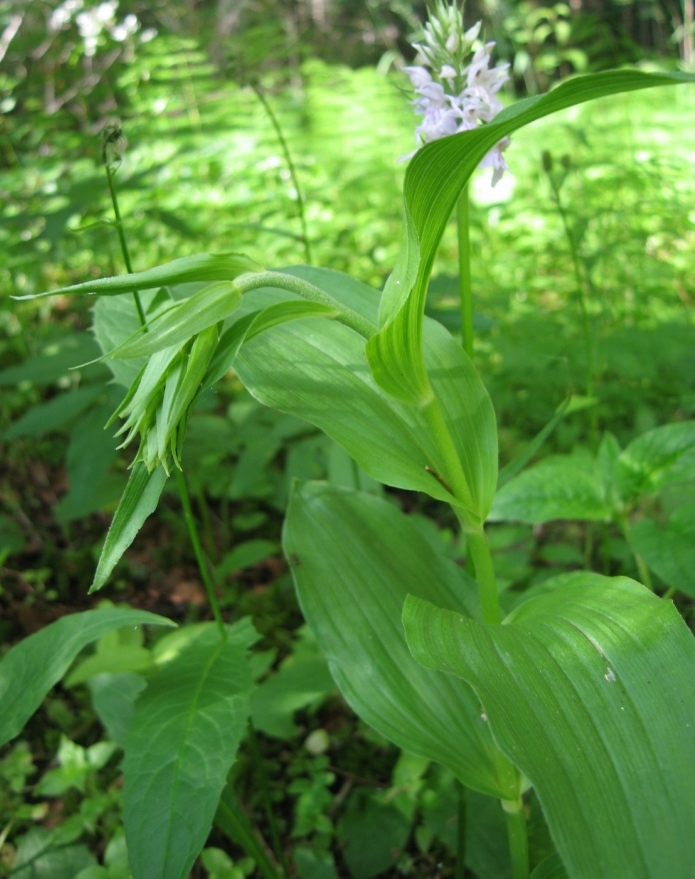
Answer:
402, 5, 510, 186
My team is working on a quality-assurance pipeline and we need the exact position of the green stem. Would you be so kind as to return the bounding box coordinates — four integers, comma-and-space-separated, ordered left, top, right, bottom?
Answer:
466, 529, 501, 626
457, 186, 474, 358
546, 173, 597, 448
236, 270, 377, 338
455, 782, 467, 879
105, 164, 147, 328
616, 512, 654, 591
174, 467, 227, 640
502, 797, 530, 879
252, 84, 313, 265
420, 394, 501, 625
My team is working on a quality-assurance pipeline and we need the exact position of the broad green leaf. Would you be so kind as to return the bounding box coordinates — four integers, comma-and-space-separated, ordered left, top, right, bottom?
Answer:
283, 481, 519, 799
20, 252, 263, 299
3, 385, 103, 440
488, 456, 612, 524
205, 299, 338, 387
235, 267, 497, 521
123, 635, 252, 879
367, 69, 695, 403
403, 572, 695, 879
87, 672, 147, 748
93, 288, 171, 387
0, 332, 101, 387
110, 281, 242, 359
10, 828, 96, 879
617, 420, 695, 498
628, 503, 695, 597
91, 463, 168, 592
531, 854, 568, 879
339, 788, 411, 879
0, 608, 174, 748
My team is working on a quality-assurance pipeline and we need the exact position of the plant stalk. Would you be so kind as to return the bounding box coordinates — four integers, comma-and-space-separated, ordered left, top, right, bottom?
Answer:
466, 528, 501, 625
105, 163, 147, 328
252, 84, 313, 265
174, 467, 227, 641
457, 185, 474, 358
502, 797, 530, 879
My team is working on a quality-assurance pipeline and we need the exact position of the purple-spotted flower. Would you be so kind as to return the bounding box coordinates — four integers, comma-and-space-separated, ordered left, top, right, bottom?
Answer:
402, 1, 510, 186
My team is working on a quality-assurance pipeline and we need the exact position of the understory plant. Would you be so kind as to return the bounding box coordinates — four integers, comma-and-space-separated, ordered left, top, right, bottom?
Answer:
3, 4, 695, 877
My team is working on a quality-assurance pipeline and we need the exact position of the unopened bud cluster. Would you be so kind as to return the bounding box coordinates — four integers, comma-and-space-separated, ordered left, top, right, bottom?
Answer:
403, 1, 511, 185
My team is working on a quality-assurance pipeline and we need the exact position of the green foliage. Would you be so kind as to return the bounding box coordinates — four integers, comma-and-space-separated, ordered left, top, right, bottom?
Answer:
2, 16, 695, 879
403, 573, 695, 878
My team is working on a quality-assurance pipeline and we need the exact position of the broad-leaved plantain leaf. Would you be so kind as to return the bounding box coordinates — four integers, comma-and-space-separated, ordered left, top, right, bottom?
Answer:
403, 572, 695, 879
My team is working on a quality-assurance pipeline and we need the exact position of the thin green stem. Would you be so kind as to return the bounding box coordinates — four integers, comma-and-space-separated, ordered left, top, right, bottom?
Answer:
502, 797, 530, 879
616, 512, 654, 591
466, 528, 501, 626
252, 84, 313, 265
457, 186, 474, 358
248, 723, 291, 879
420, 395, 476, 515
236, 270, 376, 338
174, 467, 227, 641
455, 782, 467, 879
105, 164, 147, 328
420, 394, 501, 625
546, 172, 598, 448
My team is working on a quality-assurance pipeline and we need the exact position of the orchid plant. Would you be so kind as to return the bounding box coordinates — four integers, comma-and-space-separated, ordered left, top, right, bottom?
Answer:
3, 4, 695, 879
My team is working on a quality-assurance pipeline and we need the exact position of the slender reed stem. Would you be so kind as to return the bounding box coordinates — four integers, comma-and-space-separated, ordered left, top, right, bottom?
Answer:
252, 84, 313, 265
457, 185, 474, 358
248, 723, 291, 879
502, 797, 530, 879
174, 468, 227, 640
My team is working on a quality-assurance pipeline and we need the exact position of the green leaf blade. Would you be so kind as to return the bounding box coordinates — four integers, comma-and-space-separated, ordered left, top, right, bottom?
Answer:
0, 609, 175, 749
91, 464, 169, 592
370, 69, 695, 404
123, 636, 252, 879
21, 252, 264, 300
283, 481, 519, 799
403, 573, 695, 879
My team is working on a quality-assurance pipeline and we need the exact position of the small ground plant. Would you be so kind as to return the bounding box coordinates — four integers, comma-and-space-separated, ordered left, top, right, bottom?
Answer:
2, 4, 695, 878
